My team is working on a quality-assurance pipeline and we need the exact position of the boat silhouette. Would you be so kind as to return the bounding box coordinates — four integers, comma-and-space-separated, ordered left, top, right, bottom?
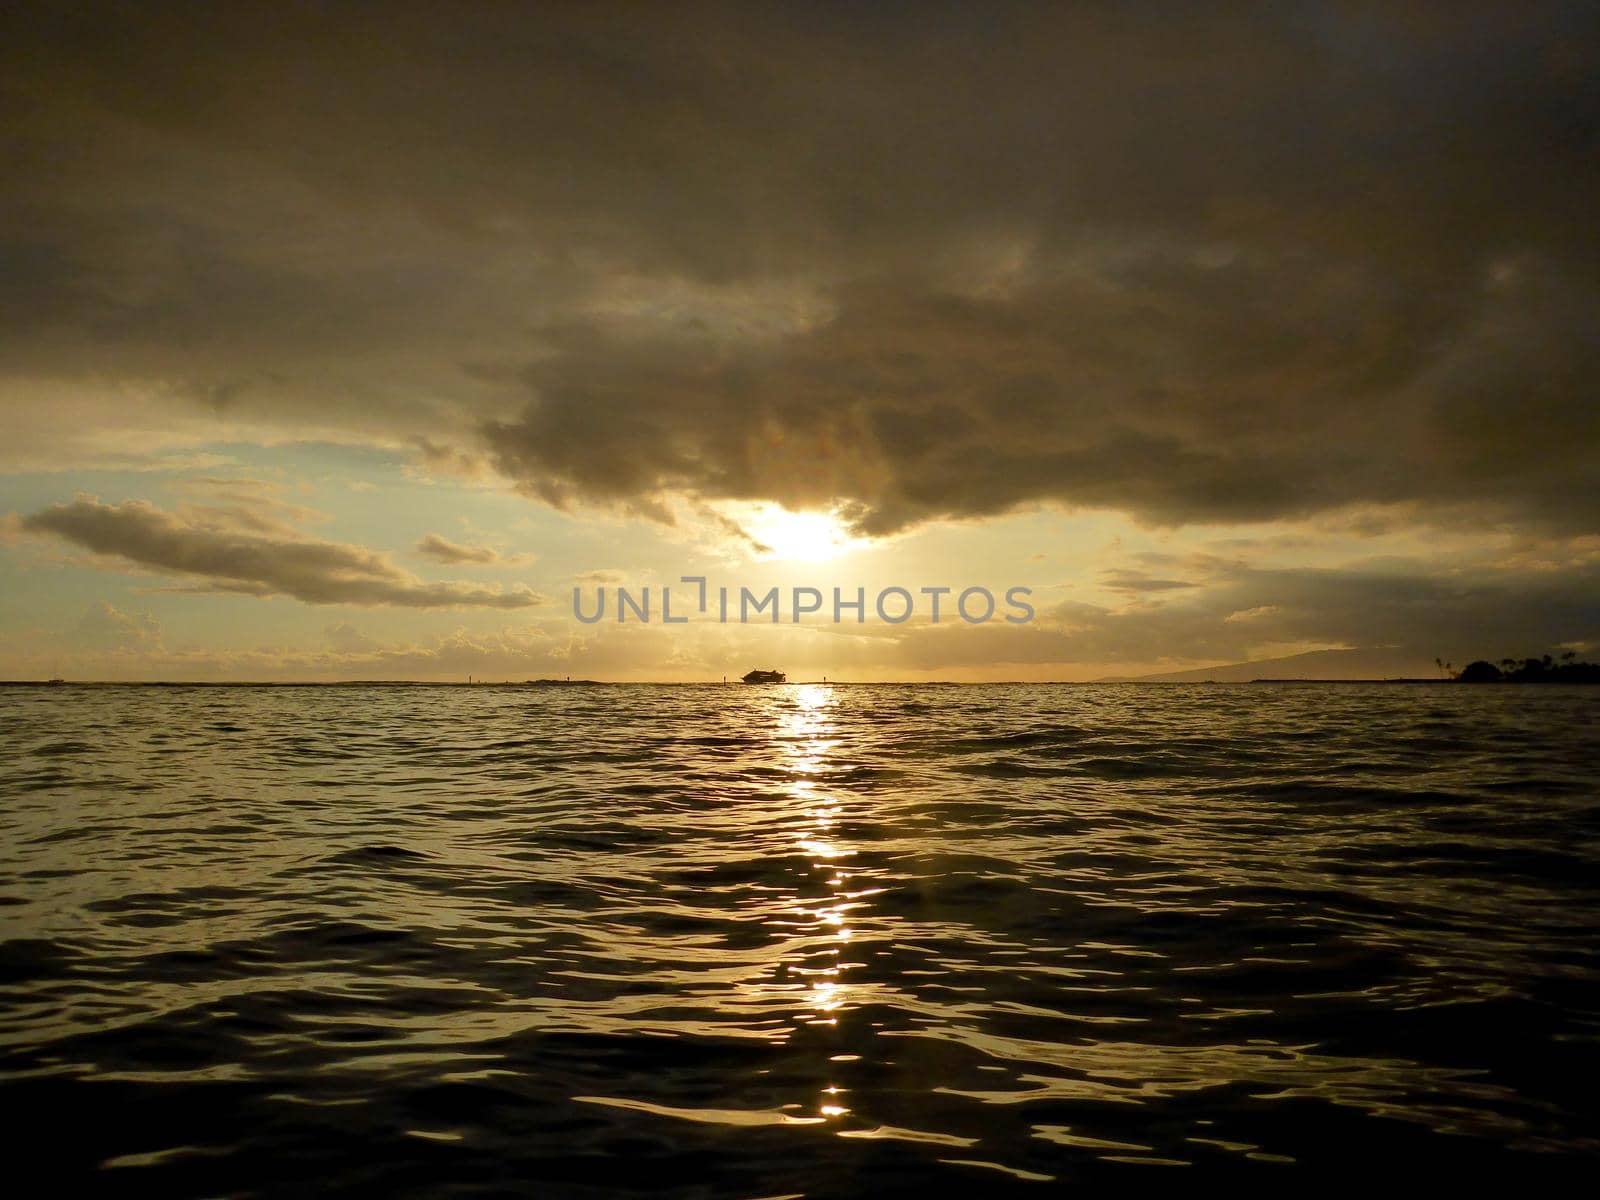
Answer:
741, 668, 786, 684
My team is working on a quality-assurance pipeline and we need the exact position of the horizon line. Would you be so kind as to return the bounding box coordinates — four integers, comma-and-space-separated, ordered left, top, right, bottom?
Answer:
0, 677, 1467, 687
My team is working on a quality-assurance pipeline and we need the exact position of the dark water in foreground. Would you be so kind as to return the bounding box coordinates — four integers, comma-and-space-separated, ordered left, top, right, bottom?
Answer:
2, 683, 1598, 1195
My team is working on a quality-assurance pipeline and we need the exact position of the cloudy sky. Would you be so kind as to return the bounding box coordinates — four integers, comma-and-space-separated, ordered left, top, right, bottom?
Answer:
1, 2, 1596, 681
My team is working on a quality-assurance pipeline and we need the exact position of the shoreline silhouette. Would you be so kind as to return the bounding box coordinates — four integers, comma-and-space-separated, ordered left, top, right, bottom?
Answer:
1453, 654, 1600, 683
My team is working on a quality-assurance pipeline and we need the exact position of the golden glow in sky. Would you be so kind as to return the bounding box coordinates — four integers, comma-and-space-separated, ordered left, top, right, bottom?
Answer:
0, 6, 1592, 685
740, 505, 866, 563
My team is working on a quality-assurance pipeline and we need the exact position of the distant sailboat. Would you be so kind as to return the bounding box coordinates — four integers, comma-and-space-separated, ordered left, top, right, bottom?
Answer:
741, 668, 786, 684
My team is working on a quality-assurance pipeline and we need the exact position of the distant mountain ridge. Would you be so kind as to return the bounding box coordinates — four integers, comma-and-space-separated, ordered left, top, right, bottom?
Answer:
1096, 648, 1439, 683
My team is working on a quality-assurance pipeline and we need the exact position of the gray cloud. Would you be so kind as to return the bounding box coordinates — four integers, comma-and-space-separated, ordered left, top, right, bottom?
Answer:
323, 622, 381, 654
21, 497, 540, 609
414, 533, 531, 567
76, 600, 162, 651
0, 2, 1595, 536
485, 251, 1600, 535
863, 556, 1600, 671
1101, 570, 1200, 595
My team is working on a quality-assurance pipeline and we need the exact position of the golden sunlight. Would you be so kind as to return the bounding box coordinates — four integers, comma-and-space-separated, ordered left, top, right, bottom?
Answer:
741, 505, 865, 563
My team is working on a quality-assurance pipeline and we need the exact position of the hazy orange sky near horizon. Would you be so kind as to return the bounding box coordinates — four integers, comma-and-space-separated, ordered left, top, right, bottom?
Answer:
1, 3, 1596, 681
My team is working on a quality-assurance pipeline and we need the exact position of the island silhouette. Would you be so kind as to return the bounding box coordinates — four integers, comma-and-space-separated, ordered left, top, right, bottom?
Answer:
1453, 652, 1599, 683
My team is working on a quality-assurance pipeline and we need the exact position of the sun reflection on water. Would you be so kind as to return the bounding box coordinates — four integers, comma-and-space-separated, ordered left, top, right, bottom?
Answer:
772, 683, 868, 1119
7, 683, 1595, 1184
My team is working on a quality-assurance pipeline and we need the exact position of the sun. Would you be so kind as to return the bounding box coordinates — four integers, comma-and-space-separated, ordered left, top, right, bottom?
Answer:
741, 505, 864, 562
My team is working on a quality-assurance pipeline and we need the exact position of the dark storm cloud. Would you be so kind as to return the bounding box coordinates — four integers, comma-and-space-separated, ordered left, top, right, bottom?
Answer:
486, 247, 1600, 536
2, 2, 1597, 531
21, 498, 540, 609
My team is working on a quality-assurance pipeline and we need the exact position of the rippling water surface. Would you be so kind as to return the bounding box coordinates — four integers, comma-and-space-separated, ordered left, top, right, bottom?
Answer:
2, 682, 1598, 1194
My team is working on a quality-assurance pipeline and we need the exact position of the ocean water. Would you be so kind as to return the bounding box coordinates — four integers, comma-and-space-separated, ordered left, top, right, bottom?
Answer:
1, 682, 1597, 1195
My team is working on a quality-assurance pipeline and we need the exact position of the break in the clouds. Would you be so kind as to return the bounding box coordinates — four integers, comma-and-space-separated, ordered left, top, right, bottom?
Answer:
19, 497, 539, 610
1, 2, 1596, 536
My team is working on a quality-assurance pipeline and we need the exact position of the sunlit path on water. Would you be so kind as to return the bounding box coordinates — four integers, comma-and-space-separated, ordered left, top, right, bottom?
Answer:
1, 682, 1598, 1192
